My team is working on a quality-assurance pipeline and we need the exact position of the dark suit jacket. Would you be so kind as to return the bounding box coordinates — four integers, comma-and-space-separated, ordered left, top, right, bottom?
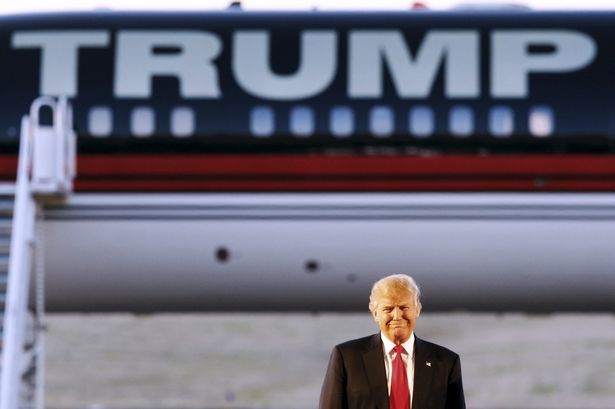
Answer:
319, 334, 465, 409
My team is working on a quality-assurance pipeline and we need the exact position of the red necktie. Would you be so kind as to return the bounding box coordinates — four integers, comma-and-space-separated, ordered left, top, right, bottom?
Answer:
390, 345, 410, 409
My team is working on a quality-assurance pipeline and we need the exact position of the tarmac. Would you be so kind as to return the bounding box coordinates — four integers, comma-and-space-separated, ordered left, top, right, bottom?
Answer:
45, 313, 615, 409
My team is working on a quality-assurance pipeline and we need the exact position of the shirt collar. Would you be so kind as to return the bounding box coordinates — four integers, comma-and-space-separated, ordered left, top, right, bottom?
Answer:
381, 331, 415, 357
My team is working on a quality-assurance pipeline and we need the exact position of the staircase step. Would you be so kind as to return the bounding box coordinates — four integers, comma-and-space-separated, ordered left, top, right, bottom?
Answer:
0, 237, 10, 253
0, 256, 8, 273
0, 220, 12, 236
0, 184, 15, 195
0, 201, 13, 217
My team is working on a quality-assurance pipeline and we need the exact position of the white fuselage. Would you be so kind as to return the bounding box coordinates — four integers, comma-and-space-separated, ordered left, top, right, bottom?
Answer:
41, 192, 615, 312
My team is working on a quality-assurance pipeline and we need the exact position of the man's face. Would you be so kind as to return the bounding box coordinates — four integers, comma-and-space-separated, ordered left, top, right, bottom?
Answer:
373, 288, 419, 344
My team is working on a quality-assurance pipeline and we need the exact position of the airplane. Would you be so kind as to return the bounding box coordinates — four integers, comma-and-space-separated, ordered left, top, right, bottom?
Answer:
0, 9, 613, 312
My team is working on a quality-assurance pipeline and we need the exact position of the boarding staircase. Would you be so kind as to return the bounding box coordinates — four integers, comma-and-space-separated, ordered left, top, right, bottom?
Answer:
0, 97, 76, 409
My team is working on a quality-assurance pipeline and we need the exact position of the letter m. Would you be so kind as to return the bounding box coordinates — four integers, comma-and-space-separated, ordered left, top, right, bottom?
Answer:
349, 30, 479, 98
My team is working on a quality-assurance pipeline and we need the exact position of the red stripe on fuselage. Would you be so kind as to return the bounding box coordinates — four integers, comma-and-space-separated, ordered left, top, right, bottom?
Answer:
1, 154, 615, 191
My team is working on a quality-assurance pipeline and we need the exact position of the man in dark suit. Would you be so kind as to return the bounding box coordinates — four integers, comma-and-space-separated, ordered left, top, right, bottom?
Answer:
319, 274, 465, 409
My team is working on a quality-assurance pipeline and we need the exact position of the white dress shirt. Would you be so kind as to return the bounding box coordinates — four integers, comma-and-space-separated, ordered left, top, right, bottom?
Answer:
381, 332, 415, 403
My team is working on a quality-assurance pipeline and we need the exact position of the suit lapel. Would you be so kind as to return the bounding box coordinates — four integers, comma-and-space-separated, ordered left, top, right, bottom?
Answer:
412, 336, 433, 409
362, 334, 389, 409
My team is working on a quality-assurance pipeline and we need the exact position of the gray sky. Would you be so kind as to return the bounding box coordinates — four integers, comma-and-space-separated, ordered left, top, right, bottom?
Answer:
1, 0, 614, 14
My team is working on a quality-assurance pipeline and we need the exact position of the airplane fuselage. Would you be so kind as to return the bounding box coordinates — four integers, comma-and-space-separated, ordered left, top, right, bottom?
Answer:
0, 10, 612, 311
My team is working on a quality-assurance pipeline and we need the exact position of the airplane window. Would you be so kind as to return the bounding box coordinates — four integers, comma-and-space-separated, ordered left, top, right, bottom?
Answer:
369, 106, 394, 138
290, 106, 314, 138
409, 106, 434, 138
170, 107, 195, 138
250, 106, 274, 138
131, 106, 155, 138
489, 106, 514, 138
529, 106, 554, 137
449, 106, 474, 137
330, 106, 354, 138
88, 106, 112, 138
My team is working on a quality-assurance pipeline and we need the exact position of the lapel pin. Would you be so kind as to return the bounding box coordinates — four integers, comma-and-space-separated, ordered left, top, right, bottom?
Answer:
426, 361, 432, 367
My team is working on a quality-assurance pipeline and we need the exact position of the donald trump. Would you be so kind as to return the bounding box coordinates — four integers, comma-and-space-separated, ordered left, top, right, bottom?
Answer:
319, 274, 465, 409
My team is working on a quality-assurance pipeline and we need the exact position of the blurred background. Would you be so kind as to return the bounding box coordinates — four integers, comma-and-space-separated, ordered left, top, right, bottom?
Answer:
45, 313, 615, 409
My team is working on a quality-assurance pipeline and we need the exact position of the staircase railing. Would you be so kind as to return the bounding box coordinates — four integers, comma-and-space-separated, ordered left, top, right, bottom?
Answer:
0, 96, 76, 409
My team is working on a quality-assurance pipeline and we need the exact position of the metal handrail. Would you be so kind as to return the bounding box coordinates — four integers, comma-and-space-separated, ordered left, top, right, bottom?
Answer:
1, 96, 76, 409
0, 114, 37, 409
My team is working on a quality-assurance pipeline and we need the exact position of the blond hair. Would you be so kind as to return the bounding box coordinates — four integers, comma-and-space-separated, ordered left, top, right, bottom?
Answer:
368, 274, 422, 315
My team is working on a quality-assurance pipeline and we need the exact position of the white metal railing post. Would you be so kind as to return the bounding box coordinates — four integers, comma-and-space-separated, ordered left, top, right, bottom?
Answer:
53, 97, 74, 193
